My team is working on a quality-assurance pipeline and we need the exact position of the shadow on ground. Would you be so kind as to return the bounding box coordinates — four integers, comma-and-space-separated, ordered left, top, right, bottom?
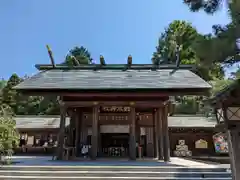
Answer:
8, 156, 181, 166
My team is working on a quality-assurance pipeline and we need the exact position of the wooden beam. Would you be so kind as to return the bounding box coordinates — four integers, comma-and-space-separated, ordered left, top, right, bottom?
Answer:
64, 92, 167, 98
63, 101, 164, 107
18, 89, 210, 97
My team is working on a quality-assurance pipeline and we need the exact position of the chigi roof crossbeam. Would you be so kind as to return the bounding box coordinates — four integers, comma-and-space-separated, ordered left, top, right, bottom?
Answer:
42, 45, 194, 72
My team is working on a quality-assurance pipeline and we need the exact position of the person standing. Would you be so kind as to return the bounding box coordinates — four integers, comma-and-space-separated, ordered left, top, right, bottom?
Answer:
81, 145, 88, 158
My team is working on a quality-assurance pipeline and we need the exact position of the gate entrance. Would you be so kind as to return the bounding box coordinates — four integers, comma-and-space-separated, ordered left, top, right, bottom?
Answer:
101, 133, 129, 157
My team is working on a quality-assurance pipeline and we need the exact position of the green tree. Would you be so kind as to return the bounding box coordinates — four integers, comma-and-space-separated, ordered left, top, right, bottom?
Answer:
152, 20, 224, 80
152, 20, 228, 115
1, 74, 43, 115
2, 46, 93, 115
0, 104, 19, 164
209, 78, 233, 96
152, 20, 198, 64
183, 0, 227, 14
184, 0, 240, 65
0, 79, 6, 89
42, 46, 94, 115
64, 46, 92, 66
1, 74, 23, 114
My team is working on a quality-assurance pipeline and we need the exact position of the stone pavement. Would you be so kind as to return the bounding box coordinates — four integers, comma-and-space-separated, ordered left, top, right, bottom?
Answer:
7, 156, 231, 168
0, 156, 232, 180
170, 157, 231, 168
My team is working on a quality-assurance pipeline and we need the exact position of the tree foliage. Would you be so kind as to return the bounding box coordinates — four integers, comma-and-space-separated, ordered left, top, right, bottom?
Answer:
64, 46, 92, 66
152, 20, 224, 81
183, 0, 240, 65
0, 46, 93, 116
0, 79, 6, 90
1, 74, 23, 114
1, 41, 237, 116
151, 20, 237, 115
0, 104, 19, 164
183, 0, 225, 14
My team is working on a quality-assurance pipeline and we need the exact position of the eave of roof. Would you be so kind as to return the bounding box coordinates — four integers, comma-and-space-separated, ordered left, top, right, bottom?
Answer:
14, 64, 211, 94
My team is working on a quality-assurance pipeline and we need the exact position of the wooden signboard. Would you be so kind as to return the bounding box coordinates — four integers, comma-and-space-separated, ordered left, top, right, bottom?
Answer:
195, 139, 208, 149
27, 136, 34, 146
100, 106, 130, 113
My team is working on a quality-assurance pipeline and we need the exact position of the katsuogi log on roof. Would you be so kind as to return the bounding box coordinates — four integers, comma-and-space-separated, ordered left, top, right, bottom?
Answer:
14, 63, 211, 95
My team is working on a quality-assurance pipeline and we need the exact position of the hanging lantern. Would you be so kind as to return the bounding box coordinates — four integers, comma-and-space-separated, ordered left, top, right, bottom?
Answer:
215, 106, 240, 124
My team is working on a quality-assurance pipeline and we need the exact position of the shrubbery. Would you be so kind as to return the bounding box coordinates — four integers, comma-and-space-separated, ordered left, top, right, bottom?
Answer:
0, 105, 19, 164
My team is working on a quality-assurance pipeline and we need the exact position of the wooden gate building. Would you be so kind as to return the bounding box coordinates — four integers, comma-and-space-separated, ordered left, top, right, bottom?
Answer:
14, 62, 211, 161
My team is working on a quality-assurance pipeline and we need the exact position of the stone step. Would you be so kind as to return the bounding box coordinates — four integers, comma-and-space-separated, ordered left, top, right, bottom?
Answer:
0, 170, 231, 178
0, 166, 230, 172
0, 165, 231, 179
0, 175, 233, 180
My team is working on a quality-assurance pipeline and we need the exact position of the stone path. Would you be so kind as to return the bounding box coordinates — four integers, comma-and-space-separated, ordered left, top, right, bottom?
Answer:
170, 157, 231, 168
0, 156, 231, 180
7, 156, 231, 168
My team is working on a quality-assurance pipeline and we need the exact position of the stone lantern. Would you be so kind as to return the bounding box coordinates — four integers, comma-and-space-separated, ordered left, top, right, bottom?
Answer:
211, 79, 240, 180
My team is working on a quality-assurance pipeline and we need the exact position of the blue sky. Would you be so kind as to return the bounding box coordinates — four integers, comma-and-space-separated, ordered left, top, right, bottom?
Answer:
0, 0, 230, 79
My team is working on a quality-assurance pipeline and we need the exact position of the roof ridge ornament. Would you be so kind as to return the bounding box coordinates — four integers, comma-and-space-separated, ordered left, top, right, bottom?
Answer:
123, 55, 133, 71
151, 48, 169, 71
46, 45, 56, 68
127, 55, 132, 67
70, 55, 80, 66
100, 55, 106, 66
170, 45, 181, 75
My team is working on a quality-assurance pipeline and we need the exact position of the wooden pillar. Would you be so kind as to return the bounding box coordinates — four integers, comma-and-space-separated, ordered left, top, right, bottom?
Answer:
153, 109, 158, 158
68, 109, 75, 147
227, 128, 240, 180
157, 108, 164, 160
136, 113, 141, 157
145, 127, 154, 157
56, 103, 66, 160
162, 105, 170, 162
80, 113, 88, 144
129, 103, 136, 160
75, 109, 82, 156
91, 104, 99, 160
136, 123, 141, 158
68, 112, 72, 146
98, 124, 102, 156
227, 130, 236, 180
